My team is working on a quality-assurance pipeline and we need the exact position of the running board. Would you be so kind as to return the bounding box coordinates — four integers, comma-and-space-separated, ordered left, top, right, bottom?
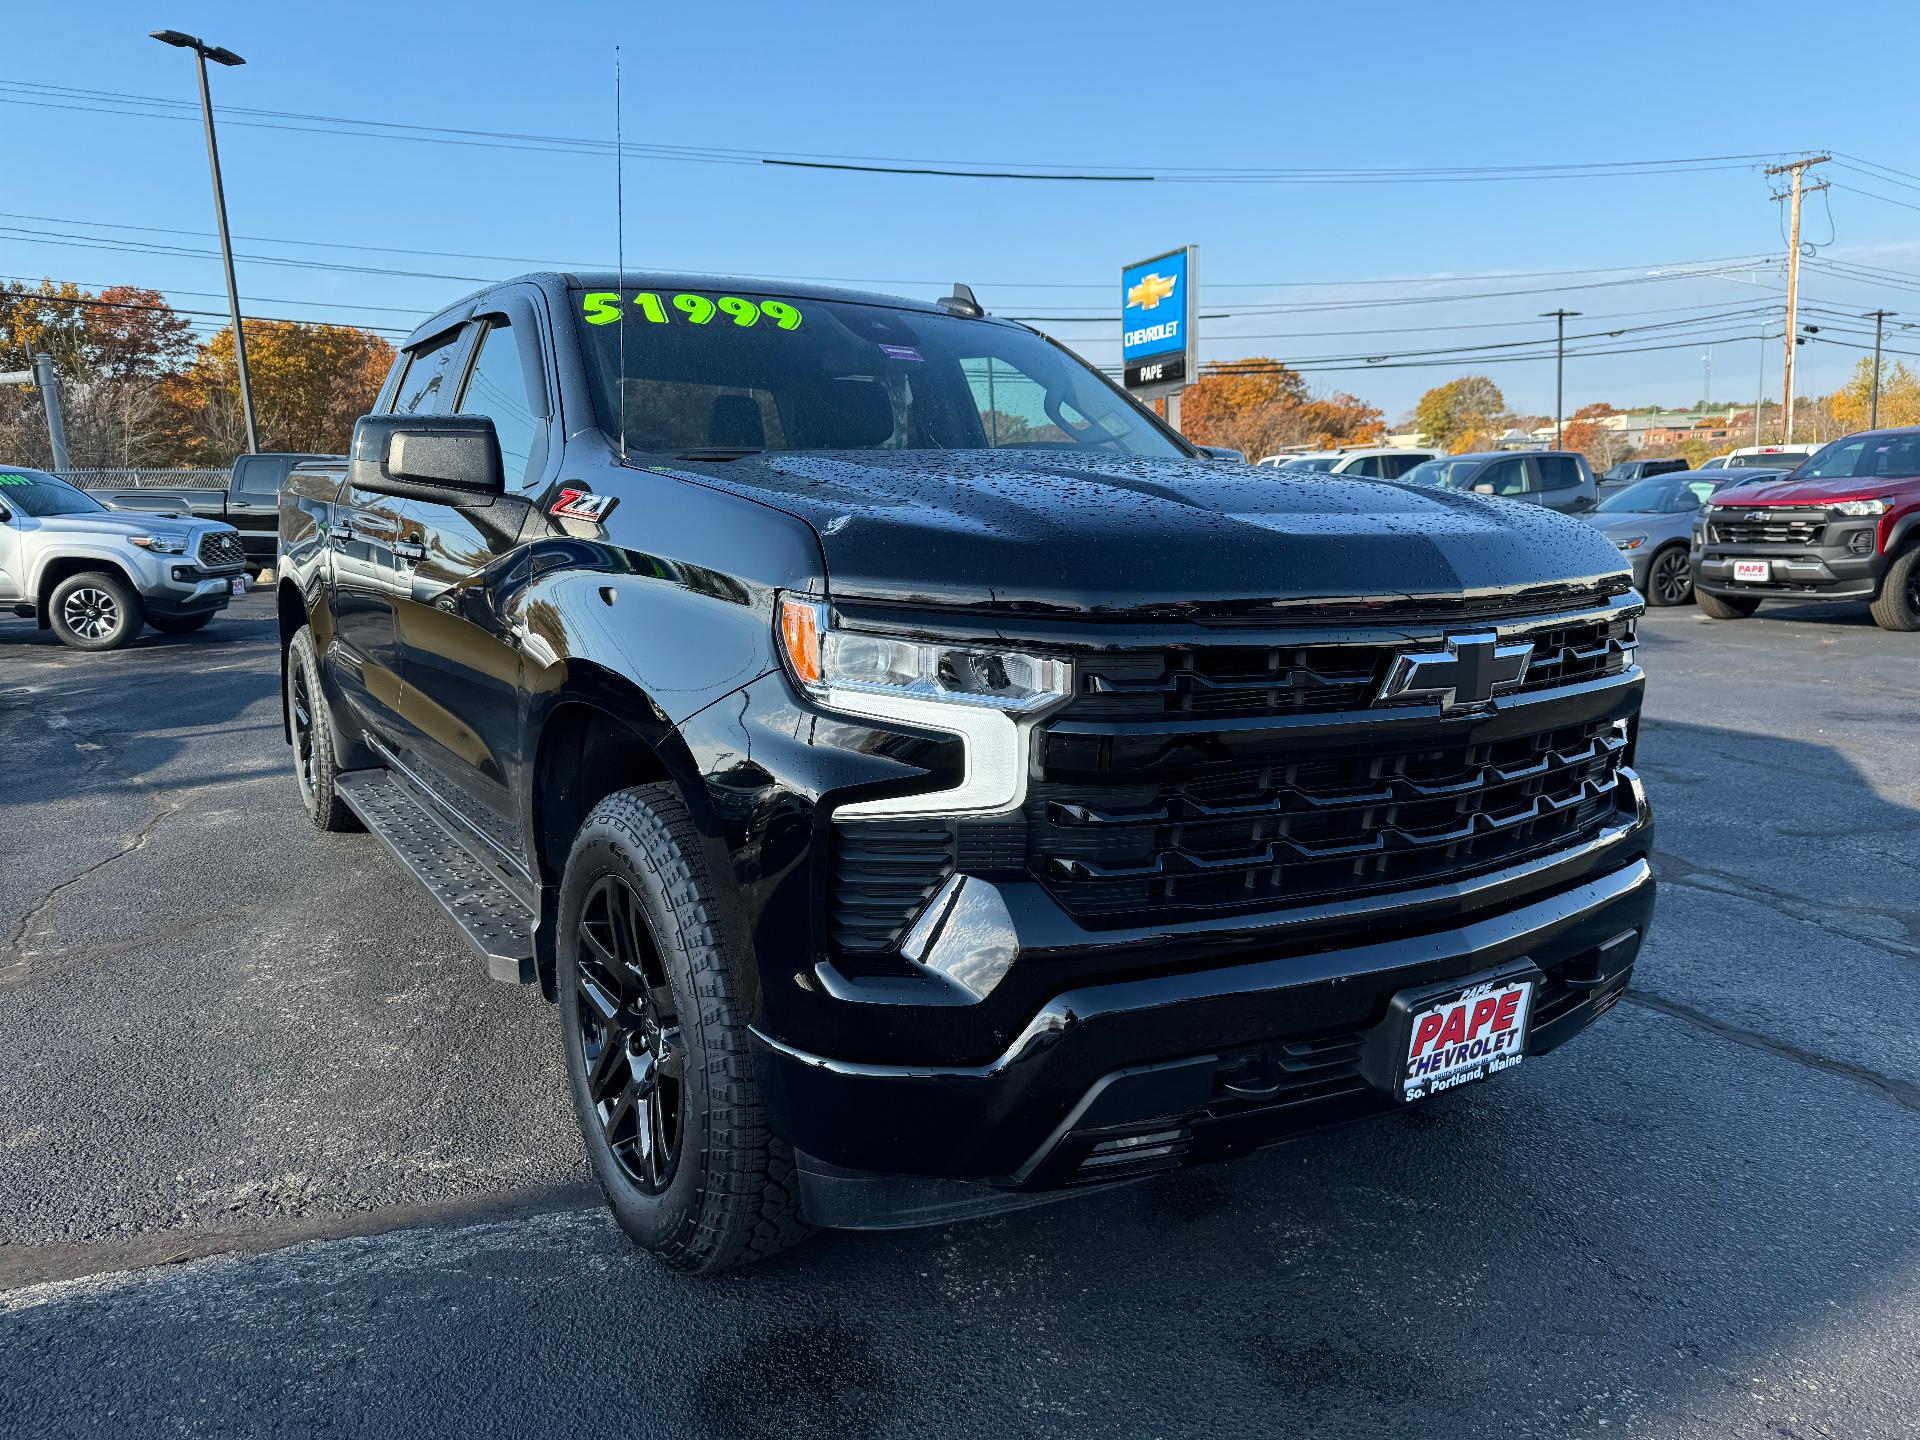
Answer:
334, 769, 536, 985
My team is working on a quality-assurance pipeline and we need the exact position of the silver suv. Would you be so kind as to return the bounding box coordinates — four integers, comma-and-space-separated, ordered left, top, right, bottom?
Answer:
0, 468, 249, 650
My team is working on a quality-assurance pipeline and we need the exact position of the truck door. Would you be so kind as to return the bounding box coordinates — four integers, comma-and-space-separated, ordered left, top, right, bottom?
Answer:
0, 489, 22, 602
330, 324, 471, 743
226, 455, 287, 568
390, 295, 553, 865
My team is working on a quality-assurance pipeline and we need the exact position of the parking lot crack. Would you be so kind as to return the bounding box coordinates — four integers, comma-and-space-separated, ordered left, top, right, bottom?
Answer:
1653, 848, 1920, 963
1624, 990, 1920, 1115
0, 733, 186, 984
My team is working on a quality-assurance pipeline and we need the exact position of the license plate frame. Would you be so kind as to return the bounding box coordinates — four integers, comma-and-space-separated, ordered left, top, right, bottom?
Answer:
1732, 559, 1771, 584
229, 575, 248, 596
1358, 960, 1543, 1104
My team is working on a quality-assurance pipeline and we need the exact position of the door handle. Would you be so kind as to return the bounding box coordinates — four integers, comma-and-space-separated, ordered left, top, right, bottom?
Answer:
393, 539, 426, 563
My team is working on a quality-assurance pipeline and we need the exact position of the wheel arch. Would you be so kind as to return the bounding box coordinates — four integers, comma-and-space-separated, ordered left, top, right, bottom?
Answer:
34, 556, 137, 630
524, 666, 754, 999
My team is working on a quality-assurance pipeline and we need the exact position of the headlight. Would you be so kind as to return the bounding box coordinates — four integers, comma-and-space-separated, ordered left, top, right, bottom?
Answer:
129, 535, 187, 554
1613, 535, 1648, 552
1830, 498, 1890, 517
778, 596, 1072, 818
779, 598, 1070, 712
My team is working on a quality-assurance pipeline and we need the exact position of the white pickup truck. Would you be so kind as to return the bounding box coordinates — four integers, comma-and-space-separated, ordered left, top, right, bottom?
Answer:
0, 467, 249, 650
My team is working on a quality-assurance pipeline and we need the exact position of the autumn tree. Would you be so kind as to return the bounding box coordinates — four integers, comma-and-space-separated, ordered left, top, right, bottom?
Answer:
0, 279, 197, 467
1827, 356, 1920, 432
1181, 359, 1311, 458
161, 320, 394, 462
1299, 390, 1386, 449
1414, 376, 1507, 452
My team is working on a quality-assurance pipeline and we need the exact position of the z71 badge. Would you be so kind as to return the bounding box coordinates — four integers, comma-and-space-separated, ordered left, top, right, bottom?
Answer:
550, 487, 618, 523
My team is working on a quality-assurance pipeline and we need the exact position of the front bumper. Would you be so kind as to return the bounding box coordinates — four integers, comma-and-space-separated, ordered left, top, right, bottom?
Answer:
143, 563, 245, 619
754, 780, 1655, 1229
1693, 537, 1888, 603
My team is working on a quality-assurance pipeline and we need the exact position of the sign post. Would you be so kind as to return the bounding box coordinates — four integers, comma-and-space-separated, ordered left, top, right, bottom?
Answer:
1120, 245, 1198, 430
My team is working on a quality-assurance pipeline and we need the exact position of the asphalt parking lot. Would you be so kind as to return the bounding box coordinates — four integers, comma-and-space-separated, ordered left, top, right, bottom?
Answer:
2, 591, 1916, 1439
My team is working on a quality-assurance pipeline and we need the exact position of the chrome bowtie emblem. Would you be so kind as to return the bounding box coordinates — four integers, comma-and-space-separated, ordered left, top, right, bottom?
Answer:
1375, 631, 1534, 712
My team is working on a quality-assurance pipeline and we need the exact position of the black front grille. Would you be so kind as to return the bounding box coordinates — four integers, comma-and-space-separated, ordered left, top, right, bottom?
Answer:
1030, 716, 1626, 924
1069, 609, 1635, 725
196, 530, 247, 570
1710, 511, 1825, 547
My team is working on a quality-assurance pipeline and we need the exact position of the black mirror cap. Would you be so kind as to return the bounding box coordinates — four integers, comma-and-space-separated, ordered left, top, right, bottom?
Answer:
348, 414, 504, 507
1198, 445, 1247, 463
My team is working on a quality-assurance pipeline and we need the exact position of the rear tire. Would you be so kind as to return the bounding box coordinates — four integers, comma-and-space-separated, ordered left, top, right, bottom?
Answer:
1869, 546, 1920, 632
1644, 544, 1693, 607
150, 612, 215, 635
557, 784, 810, 1273
47, 570, 144, 651
1696, 589, 1761, 620
285, 625, 358, 832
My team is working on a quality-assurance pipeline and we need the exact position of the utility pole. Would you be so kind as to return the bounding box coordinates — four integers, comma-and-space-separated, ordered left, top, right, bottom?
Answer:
151, 30, 260, 456
1753, 330, 1767, 445
1540, 309, 1580, 446
1764, 154, 1829, 445
1865, 309, 1897, 428
1, 356, 70, 469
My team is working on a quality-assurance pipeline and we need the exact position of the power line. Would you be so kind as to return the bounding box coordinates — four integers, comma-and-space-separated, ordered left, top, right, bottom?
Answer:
0, 209, 1786, 296
0, 79, 1798, 184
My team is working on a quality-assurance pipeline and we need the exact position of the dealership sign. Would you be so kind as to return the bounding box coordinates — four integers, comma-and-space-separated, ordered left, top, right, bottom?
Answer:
1121, 245, 1198, 398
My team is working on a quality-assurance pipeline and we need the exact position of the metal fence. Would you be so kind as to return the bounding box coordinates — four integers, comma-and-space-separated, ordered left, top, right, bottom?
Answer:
56, 468, 231, 491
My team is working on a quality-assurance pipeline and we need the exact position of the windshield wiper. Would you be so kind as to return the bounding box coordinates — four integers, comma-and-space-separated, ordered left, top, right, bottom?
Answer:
674, 448, 764, 462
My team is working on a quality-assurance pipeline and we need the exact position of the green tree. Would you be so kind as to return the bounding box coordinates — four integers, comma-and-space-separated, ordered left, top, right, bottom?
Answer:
1414, 376, 1506, 452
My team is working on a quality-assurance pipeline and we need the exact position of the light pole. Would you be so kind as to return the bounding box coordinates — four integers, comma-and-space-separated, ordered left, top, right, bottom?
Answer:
151, 29, 259, 455
1541, 309, 1581, 446
1864, 309, 1897, 428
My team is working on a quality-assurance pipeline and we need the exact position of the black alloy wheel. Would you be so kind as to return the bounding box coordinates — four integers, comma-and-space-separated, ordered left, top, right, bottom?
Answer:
290, 658, 319, 800
572, 873, 685, 1194
1648, 545, 1693, 606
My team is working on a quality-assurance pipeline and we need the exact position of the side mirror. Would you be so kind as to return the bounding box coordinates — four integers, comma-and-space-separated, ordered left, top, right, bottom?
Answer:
1568, 495, 1597, 512
349, 414, 504, 507
1197, 445, 1247, 463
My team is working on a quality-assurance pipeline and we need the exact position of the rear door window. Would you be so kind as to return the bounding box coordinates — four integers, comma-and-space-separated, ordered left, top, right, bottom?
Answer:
232, 456, 281, 497
1535, 455, 1583, 491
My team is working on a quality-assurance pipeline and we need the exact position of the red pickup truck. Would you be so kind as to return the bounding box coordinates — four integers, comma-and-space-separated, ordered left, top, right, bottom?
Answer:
1690, 426, 1920, 631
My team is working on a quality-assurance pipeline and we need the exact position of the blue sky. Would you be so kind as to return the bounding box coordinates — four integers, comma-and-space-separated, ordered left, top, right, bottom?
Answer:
7, 0, 1920, 422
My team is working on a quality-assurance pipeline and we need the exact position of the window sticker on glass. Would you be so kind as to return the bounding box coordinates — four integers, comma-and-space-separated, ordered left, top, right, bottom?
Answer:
0, 473, 33, 486
581, 292, 804, 330
879, 344, 924, 362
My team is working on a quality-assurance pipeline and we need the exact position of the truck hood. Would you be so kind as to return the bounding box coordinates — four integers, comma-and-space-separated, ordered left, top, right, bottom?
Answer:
29, 510, 224, 542
658, 450, 1629, 612
1709, 476, 1920, 506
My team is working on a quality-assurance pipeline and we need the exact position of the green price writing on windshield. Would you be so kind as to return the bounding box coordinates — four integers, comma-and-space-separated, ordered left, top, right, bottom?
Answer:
582, 292, 803, 331
0, 474, 31, 486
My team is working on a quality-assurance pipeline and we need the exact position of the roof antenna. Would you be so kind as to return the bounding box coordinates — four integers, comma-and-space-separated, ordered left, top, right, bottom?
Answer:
614, 44, 628, 464
939, 282, 984, 319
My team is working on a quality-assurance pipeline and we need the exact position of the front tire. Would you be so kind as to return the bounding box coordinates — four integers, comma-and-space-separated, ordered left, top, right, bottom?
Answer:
150, 612, 216, 635
1644, 545, 1693, 607
557, 785, 810, 1273
285, 625, 358, 832
48, 571, 144, 651
1696, 589, 1761, 620
1869, 546, 1920, 632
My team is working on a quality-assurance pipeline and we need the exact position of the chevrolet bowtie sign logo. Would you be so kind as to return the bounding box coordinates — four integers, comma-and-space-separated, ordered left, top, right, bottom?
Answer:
1126, 272, 1177, 310
1375, 632, 1534, 712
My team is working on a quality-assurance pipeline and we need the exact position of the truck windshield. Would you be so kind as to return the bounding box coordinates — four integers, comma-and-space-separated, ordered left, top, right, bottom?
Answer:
1795, 434, 1920, 481
0, 469, 105, 517
570, 288, 1186, 459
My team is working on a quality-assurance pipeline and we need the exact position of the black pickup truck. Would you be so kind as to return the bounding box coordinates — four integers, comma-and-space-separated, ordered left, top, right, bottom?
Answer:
276, 271, 1655, 1272
100, 452, 334, 572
